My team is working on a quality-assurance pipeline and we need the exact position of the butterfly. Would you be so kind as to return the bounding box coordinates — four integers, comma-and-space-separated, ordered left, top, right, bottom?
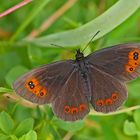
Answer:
13, 43, 140, 121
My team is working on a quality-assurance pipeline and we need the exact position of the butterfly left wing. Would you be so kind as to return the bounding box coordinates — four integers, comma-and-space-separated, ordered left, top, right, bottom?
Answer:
52, 70, 90, 121
13, 60, 75, 104
87, 43, 140, 82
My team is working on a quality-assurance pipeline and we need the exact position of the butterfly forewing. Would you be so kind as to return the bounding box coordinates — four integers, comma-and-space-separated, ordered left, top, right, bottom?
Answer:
52, 70, 89, 121
13, 60, 74, 104
87, 43, 140, 81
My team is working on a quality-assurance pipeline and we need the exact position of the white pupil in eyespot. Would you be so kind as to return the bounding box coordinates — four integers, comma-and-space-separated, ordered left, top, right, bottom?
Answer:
28, 81, 35, 89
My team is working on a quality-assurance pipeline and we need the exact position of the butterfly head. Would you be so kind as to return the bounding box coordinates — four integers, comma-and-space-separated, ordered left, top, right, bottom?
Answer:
75, 49, 84, 61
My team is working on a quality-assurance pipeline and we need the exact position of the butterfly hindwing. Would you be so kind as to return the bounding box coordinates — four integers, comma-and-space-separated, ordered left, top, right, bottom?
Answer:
88, 65, 127, 113
52, 70, 90, 121
87, 43, 140, 81
13, 60, 74, 104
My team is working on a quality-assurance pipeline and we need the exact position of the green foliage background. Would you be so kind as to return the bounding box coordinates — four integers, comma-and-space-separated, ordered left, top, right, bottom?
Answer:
0, 0, 140, 140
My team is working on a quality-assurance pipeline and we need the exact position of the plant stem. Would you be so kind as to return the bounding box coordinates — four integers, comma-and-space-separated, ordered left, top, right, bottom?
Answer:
0, 0, 32, 18
90, 105, 140, 116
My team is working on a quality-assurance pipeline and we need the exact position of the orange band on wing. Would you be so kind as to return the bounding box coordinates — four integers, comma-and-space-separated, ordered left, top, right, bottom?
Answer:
96, 92, 119, 107
126, 49, 140, 73
64, 106, 71, 113
25, 77, 47, 97
64, 103, 87, 114
71, 107, 78, 114
96, 99, 105, 107
111, 92, 119, 101
79, 104, 87, 111
105, 98, 113, 106
125, 64, 135, 73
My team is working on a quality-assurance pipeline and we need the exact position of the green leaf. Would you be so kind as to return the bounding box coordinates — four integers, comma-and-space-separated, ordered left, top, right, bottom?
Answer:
0, 51, 22, 83
46, 125, 61, 140
5, 65, 28, 86
137, 132, 140, 140
105, 8, 140, 45
0, 87, 13, 93
53, 118, 84, 132
37, 123, 61, 140
10, 135, 18, 140
101, 122, 118, 140
19, 130, 37, 140
14, 118, 34, 137
27, 0, 140, 47
128, 78, 140, 98
134, 109, 140, 130
13, 106, 33, 123
123, 120, 137, 136
0, 111, 14, 134
0, 133, 9, 140
27, 46, 62, 67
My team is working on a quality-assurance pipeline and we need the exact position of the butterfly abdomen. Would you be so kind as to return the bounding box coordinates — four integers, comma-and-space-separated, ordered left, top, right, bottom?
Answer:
75, 59, 92, 101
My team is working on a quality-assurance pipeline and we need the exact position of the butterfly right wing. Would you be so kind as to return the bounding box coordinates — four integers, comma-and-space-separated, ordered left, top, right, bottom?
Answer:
13, 60, 75, 104
88, 65, 127, 113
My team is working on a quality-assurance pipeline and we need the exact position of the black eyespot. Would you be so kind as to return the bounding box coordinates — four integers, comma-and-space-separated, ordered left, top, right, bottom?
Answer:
133, 52, 139, 56
39, 92, 44, 96
129, 67, 133, 71
133, 55, 139, 60
28, 81, 35, 89
113, 96, 116, 99
65, 108, 69, 112
99, 103, 102, 106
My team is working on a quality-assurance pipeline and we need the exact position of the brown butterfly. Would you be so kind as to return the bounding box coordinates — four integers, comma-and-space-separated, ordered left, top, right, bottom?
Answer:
13, 43, 140, 121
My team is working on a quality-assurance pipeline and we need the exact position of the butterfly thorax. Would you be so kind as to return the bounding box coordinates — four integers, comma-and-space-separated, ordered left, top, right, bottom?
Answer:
75, 49, 88, 73
75, 49, 84, 61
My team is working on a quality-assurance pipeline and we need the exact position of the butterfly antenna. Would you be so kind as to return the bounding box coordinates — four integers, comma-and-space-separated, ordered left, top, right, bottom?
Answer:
82, 30, 100, 52
50, 43, 74, 53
